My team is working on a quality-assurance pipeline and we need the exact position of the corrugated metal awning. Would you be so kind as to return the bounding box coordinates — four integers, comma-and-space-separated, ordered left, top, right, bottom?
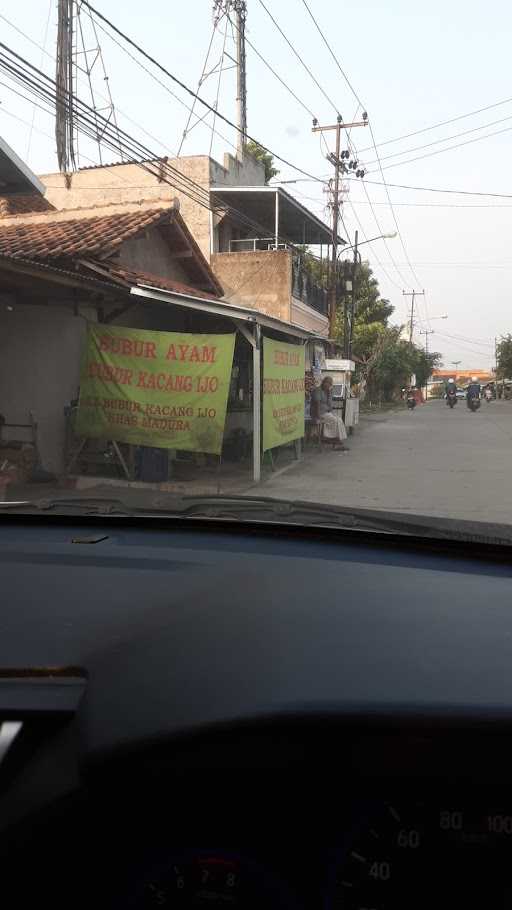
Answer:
131, 284, 330, 342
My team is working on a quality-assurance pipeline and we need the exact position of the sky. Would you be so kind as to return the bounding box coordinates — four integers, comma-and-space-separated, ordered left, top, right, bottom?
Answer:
1, 0, 511, 370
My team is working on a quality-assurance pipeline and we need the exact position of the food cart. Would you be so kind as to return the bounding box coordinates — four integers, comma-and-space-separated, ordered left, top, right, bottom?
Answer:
321, 359, 359, 429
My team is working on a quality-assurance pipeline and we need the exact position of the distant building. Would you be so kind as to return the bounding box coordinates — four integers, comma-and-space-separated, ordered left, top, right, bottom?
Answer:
432, 369, 494, 385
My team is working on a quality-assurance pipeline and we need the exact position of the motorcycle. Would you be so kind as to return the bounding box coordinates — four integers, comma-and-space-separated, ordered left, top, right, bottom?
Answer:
406, 394, 416, 410
446, 390, 457, 409
468, 396, 481, 412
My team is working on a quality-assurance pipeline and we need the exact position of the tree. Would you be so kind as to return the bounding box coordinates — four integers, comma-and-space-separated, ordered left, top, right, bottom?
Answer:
244, 140, 279, 184
496, 334, 512, 379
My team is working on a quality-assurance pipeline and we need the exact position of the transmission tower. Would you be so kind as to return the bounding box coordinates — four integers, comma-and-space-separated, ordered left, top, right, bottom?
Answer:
55, 0, 123, 176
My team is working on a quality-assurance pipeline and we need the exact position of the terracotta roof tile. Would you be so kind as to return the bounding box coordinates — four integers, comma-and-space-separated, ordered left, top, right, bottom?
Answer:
0, 207, 172, 262
106, 265, 221, 302
0, 194, 55, 217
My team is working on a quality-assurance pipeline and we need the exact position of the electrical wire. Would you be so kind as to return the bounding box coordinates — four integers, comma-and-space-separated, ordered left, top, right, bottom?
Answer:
209, 13, 230, 158
25, 0, 52, 162
0, 7, 176, 158
294, 0, 423, 293
354, 178, 512, 199
177, 14, 221, 157
241, 25, 317, 119
255, 0, 339, 116
299, 0, 363, 109
359, 94, 512, 153
366, 122, 512, 175
0, 40, 326, 254
79, 0, 328, 185
363, 112, 512, 168
366, 120, 422, 290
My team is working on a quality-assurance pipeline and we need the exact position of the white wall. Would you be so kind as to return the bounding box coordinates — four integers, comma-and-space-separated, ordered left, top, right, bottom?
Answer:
0, 304, 96, 474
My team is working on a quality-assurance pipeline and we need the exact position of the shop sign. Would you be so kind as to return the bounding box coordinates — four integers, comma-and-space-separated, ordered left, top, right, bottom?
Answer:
263, 338, 305, 452
75, 324, 236, 454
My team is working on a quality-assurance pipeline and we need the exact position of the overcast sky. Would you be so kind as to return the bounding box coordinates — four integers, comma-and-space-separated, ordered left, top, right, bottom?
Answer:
2, 0, 511, 369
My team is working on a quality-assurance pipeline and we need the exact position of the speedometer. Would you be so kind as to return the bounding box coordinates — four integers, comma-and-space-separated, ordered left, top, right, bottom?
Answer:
331, 802, 512, 908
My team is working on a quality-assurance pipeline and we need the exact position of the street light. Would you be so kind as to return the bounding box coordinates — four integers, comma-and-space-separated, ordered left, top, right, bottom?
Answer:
342, 230, 398, 359
338, 231, 397, 257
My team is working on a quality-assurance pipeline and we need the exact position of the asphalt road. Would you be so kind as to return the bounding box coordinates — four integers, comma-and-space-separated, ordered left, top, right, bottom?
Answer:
262, 398, 512, 524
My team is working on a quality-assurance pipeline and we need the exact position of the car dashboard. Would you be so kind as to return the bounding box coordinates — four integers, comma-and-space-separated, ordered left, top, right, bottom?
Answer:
2, 514, 512, 908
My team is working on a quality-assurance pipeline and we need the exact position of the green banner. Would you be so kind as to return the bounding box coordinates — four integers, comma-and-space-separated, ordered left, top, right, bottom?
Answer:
263, 337, 305, 452
75, 324, 236, 454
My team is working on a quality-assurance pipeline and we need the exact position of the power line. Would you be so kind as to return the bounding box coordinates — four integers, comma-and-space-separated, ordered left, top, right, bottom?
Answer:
356, 178, 512, 199
232, 16, 317, 119
177, 13, 223, 157
0, 7, 179, 158
367, 122, 512, 174
26, 0, 52, 162
345, 196, 405, 293
299, 0, 363, 109
80, 0, 327, 185
0, 40, 325, 254
256, 0, 339, 116
367, 119, 422, 290
292, 0, 423, 293
359, 94, 512, 153
364, 112, 512, 168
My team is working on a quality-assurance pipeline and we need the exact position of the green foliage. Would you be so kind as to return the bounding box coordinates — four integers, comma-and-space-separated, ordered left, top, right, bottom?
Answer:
496, 334, 512, 379
244, 140, 279, 184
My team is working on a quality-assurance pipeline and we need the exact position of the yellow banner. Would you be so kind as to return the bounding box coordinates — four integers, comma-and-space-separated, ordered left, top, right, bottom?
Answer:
75, 324, 236, 454
263, 337, 305, 452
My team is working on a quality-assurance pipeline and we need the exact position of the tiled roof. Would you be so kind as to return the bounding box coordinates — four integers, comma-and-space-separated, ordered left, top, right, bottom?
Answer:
0, 207, 172, 261
0, 194, 55, 217
106, 265, 221, 302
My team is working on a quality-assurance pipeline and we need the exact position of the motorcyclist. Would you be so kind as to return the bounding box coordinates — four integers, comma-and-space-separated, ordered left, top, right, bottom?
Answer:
445, 378, 457, 405
466, 376, 481, 409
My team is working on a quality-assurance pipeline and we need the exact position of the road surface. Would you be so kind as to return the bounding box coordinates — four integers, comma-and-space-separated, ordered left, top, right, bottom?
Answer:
262, 398, 512, 524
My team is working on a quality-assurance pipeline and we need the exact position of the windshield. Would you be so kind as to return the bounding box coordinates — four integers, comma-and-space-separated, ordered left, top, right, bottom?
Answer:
0, 0, 509, 541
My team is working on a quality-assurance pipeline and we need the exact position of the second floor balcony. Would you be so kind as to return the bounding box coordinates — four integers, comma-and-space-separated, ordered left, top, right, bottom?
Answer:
209, 185, 342, 334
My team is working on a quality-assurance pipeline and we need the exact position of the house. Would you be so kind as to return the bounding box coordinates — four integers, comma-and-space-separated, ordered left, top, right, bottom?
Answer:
42, 151, 339, 338
0, 196, 223, 474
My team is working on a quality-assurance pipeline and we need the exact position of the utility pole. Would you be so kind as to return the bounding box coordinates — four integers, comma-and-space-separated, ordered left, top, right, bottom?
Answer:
451, 360, 461, 381
347, 229, 359, 360
403, 289, 425, 343
234, 0, 247, 160
312, 116, 368, 339
420, 329, 434, 399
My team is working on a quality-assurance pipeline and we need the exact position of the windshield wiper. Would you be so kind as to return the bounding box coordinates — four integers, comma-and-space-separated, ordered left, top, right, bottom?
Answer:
3, 492, 512, 544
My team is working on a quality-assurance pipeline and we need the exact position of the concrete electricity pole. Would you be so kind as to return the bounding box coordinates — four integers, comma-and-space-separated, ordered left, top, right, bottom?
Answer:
403, 289, 425, 343
420, 329, 434, 399
312, 116, 368, 339
234, 0, 247, 160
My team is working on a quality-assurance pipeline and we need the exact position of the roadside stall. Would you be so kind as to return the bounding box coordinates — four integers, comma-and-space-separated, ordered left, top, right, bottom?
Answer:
321, 358, 359, 430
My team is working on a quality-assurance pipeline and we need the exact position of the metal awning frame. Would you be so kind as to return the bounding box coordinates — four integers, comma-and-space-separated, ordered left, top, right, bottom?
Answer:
130, 284, 331, 482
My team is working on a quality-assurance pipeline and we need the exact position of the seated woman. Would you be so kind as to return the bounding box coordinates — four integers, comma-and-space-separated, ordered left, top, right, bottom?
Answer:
310, 376, 349, 451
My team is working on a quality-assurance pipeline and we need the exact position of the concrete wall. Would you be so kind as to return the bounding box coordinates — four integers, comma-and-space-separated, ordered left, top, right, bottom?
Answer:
41, 152, 266, 263
0, 303, 96, 474
291, 297, 329, 337
211, 250, 292, 323
41, 158, 212, 260
116, 227, 190, 284
211, 152, 266, 187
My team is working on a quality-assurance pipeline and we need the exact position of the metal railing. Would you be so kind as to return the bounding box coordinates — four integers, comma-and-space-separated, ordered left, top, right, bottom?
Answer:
228, 237, 290, 252
291, 257, 328, 316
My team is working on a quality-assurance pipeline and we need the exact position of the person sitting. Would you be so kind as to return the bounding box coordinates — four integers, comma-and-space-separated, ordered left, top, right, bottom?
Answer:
310, 376, 349, 451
